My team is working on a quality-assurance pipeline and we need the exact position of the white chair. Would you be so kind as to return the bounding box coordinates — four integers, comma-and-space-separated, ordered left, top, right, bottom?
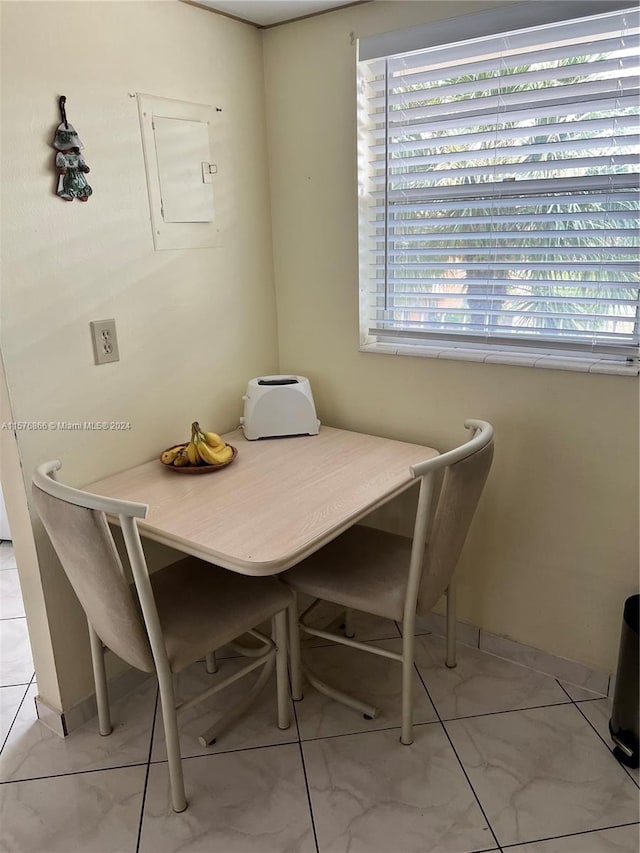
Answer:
282, 419, 494, 745
32, 460, 295, 813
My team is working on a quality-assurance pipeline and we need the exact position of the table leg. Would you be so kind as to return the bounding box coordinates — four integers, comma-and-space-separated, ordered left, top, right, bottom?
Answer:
301, 661, 379, 718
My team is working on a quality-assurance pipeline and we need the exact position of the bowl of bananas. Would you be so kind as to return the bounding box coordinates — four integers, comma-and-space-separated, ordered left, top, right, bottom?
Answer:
160, 422, 237, 474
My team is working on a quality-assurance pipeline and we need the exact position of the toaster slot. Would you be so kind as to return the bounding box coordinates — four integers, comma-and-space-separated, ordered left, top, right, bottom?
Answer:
258, 378, 299, 386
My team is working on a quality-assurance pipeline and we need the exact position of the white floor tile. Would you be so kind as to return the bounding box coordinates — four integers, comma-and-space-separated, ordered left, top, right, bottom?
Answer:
0, 763, 146, 852
139, 744, 315, 852
412, 612, 481, 648
578, 698, 640, 786
0, 618, 33, 686
0, 680, 156, 782
446, 704, 640, 847
0, 684, 29, 748
1, 566, 635, 853
0, 570, 25, 619
295, 637, 437, 741
303, 724, 495, 853
0, 542, 17, 570
512, 823, 640, 852
415, 635, 570, 719
151, 658, 297, 761
560, 681, 608, 701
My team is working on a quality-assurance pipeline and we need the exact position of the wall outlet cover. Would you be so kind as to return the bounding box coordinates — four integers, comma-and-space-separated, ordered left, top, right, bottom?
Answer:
90, 319, 120, 365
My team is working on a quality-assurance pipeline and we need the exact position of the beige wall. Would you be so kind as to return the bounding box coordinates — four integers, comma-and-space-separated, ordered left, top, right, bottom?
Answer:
1, 1, 278, 709
263, 1, 639, 673
1, 0, 637, 718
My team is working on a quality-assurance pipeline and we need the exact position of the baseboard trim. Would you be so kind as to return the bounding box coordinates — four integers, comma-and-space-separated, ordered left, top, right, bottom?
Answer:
415, 612, 611, 697
35, 667, 153, 737
35, 615, 612, 737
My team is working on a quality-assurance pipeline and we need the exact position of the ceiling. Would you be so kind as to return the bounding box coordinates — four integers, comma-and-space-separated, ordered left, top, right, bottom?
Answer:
188, 1, 366, 27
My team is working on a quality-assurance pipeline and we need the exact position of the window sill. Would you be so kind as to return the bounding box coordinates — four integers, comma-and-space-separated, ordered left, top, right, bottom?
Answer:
360, 342, 639, 377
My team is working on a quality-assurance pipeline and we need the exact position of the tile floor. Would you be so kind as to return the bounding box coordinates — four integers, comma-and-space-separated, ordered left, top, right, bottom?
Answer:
0, 540, 638, 852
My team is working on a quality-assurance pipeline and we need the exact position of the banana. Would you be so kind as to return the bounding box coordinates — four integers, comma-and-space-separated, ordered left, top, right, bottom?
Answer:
172, 446, 190, 467
196, 439, 233, 465
202, 431, 225, 449
161, 446, 184, 465
189, 422, 233, 465
195, 439, 220, 465
205, 442, 233, 465
185, 422, 202, 466
186, 441, 200, 466
192, 422, 225, 449
211, 444, 233, 464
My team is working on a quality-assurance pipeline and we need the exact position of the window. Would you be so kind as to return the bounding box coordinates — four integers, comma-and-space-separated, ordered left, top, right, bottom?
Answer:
357, 3, 640, 373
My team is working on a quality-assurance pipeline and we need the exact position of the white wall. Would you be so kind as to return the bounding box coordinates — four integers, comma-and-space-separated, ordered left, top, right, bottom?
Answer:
262, 0, 640, 673
0, 0, 278, 710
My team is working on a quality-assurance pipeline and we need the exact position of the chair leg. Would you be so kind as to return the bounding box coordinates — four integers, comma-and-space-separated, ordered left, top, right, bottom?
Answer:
446, 581, 457, 669
273, 610, 290, 730
205, 652, 218, 674
197, 656, 275, 747
88, 623, 112, 736
156, 667, 187, 813
401, 631, 415, 746
342, 608, 355, 639
288, 596, 303, 701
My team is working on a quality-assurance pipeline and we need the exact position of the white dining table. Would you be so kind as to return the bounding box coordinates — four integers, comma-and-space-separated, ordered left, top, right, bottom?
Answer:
85, 426, 438, 576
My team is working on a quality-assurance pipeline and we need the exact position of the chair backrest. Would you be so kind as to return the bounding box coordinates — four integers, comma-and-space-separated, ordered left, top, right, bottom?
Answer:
32, 461, 155, 673
410, 421, 494, 616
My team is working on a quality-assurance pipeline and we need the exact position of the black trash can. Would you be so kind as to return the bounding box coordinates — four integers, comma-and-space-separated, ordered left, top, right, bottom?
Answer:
609, 594, 639, 768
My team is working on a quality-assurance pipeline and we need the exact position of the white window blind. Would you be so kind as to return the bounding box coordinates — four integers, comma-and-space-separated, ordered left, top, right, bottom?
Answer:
357, 5, 640, 366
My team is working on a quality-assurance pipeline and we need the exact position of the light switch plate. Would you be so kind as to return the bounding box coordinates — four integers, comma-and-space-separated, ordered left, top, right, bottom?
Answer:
90, 319, 120, 365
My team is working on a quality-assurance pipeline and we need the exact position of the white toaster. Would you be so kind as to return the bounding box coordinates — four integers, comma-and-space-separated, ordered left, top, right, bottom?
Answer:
240, 375, 320, 440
